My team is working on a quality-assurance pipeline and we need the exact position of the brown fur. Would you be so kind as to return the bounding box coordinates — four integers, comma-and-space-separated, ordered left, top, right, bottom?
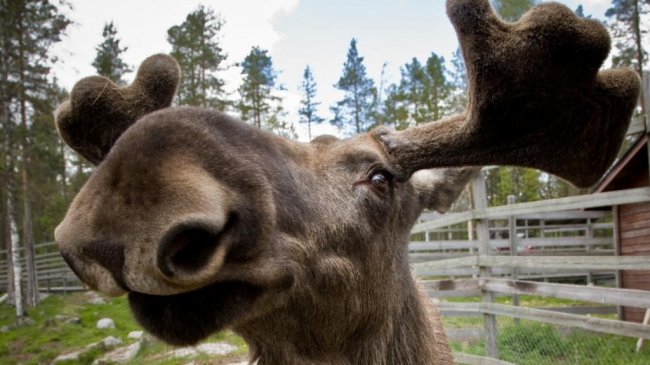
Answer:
373, 1, 640, 187
54, 1, 639, 364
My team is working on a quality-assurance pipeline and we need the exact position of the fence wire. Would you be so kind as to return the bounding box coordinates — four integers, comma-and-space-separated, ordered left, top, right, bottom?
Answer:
444, 313, 650, 365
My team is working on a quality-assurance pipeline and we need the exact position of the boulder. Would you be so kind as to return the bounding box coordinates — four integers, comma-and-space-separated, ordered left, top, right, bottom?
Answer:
96, 318, 115, 329
102, 335, 123, 348
166, 341, 237, 359
92, 342, 141, 365
52, 350, 82, 364
127, 330, 143, 340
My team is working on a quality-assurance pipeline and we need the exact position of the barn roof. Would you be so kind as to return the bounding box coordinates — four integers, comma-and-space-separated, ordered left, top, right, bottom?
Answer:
592, 134, 649, 193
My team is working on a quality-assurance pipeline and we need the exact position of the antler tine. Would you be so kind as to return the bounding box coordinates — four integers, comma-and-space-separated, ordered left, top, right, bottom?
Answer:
55, 54, 181, 165
373, 0, 640, 188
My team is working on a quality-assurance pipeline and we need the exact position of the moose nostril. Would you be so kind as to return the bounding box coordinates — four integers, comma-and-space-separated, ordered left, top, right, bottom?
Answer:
82, 240, 129, 290
157, 224, 224, 277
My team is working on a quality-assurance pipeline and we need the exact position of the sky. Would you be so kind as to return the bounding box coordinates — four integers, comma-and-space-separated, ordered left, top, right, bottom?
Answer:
51, 0, 624, 141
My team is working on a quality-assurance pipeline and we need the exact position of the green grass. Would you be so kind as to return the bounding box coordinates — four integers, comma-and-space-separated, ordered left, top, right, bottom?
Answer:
2, 293, 649, 365
445, 294, 594, 307
444, 310, 650, 365
0, 292, 248, 365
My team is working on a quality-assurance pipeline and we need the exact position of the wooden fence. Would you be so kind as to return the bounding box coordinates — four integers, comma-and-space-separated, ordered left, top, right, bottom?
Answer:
0, 241, 83, 293
410, 185, 650, 365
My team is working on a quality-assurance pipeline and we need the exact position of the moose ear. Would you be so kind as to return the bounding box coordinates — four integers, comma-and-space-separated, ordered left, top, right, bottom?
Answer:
54, 54, 180, 165
411, 167, 479, 213
373, 0, 640, 188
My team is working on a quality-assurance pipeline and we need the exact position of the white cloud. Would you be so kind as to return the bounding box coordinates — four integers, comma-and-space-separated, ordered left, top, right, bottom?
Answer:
51, 0, 300, 91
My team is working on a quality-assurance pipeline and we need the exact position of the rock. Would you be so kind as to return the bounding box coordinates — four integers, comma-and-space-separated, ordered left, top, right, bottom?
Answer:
53, 315, 81, 325
88, 297, 106, 305
171, 347, 199, 358
65, 316, 81, 325
0, 325, 11, 333
85, 292, 107, 305
127, 330, 143, 340
167, 341, 237, 359
195, 342, 237, 356
52, 350, 82, 364
102, 335, 123, 348
92, 342, 141, 365
96, 318, 115, 329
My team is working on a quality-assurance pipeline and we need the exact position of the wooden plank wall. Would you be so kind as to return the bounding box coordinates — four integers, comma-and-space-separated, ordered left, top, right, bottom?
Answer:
619, 202, 650, 323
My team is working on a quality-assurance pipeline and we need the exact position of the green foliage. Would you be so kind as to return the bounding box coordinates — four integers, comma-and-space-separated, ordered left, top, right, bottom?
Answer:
92, 21, 131, 85
447, 48, 468, 114
492, 0, 539, 21
382, 52, 452, 130
26, 81, 69, 243
238, 46, 295, 138
298, 65, 324, 140
485, 167, 541, 206
332, 38, 377, 134
167, 6, 229, 109
0, 0, 72, 306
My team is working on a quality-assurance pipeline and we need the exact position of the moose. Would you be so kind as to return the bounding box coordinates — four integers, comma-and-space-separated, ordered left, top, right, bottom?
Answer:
54, 1, 639, 364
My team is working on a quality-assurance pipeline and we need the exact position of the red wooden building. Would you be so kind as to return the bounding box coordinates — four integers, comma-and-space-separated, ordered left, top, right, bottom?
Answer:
593, 135, 650, 323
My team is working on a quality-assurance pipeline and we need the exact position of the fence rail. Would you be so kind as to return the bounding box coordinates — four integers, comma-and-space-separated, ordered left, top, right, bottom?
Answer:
0, 241, 82, 292
411, 181, 650, 364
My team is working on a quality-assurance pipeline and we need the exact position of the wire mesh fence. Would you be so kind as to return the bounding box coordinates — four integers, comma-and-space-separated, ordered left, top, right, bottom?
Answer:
443, 312, 650, 365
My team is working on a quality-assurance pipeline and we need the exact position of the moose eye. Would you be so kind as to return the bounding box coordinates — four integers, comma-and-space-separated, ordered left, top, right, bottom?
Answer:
369, 170, 393, 194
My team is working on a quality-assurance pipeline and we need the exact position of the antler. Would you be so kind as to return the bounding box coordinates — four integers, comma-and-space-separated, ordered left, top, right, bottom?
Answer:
55, 54, 180, 164
373, 0, 640, 187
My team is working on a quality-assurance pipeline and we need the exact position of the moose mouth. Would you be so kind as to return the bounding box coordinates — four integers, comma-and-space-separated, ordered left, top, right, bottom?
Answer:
128, 280, 262, 346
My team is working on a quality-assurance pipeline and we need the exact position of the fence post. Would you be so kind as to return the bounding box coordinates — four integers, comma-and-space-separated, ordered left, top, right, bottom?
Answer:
472, 171, 499, 359
613, 205, 623, 320
586, 217, 595, 285
507, 195, 520, 324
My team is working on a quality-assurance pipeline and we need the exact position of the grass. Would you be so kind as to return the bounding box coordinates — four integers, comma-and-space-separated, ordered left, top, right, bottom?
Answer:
0, 292, 248, 365
2, 292, 649, 365
442, 296, 650, 365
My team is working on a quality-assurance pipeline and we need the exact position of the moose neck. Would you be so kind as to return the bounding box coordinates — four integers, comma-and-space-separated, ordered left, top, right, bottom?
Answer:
236, 258, 452, 365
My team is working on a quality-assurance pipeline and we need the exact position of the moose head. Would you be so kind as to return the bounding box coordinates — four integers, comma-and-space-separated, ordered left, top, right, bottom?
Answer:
54, 1, 639, 364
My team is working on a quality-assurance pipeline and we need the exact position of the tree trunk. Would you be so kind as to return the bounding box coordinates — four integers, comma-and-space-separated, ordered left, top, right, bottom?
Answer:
307, 119, 312, 141
17, 17, 38, 307
7, 192, 24, 317
2, 181, 16, 304
59, 141, 67, 201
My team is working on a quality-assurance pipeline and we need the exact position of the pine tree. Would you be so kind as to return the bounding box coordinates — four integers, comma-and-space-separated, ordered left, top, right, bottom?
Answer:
382, 84, 409, 130
28, 81, 68, 244
238, 47, 293, 137
448, 48, 468, 114
492, 0, 539, 21
606, 0, 648, 111
0, 0, 18, 310
298, 66, 324, 140
575, 5, 593, 18
332, 38, 377, 134
1, 0, 71, 308
92, 21, 130, 85
423, 53, 452, 122
400, 58, 428, 126
168, 6, 228, 108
